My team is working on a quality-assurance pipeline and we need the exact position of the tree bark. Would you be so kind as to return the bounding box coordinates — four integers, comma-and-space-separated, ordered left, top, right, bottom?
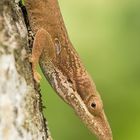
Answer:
0, 0, 52, 139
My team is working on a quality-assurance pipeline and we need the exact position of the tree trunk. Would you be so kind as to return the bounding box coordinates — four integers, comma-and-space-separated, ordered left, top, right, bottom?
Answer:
0, 0, 52, 139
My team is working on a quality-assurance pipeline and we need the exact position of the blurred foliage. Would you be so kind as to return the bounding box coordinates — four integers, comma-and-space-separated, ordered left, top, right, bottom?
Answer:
21, 0, 24, 5
23, 0, 140, 139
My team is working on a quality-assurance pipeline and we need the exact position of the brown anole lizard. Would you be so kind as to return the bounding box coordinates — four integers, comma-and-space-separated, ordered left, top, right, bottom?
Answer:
24, 0, 112, 139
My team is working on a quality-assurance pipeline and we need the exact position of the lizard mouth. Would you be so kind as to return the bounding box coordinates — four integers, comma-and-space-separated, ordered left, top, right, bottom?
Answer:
90, 111, 113, 140
80, 108, 112, 140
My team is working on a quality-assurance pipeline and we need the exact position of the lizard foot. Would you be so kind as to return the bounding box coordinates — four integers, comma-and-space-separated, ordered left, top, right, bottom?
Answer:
33, 71, 42, 83
28, 55, 41, 83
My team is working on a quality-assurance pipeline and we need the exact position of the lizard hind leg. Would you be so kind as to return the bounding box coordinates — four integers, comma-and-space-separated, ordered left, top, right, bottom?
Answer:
31, 28, 55, 83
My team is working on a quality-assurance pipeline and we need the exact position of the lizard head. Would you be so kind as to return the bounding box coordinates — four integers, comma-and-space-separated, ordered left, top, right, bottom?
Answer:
75, 77, 113, 140
84, 94, 113, 140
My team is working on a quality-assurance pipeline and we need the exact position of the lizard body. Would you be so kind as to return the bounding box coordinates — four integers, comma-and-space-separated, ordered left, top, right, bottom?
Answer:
24, 0, 112, 139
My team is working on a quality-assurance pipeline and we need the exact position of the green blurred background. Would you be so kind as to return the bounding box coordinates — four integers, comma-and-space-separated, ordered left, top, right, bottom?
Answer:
25, 0, 140, 139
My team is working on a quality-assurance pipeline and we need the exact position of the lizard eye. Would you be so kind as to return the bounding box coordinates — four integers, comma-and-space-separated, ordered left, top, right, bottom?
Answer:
91, 102, 96, 109
87, 96, 103, 115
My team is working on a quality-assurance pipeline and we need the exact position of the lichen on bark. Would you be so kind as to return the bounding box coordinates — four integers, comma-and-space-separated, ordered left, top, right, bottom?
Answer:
0, 0, 52, 139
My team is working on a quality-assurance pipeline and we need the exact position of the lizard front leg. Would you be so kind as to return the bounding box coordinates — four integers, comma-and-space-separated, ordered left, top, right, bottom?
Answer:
30, 28, 56, 83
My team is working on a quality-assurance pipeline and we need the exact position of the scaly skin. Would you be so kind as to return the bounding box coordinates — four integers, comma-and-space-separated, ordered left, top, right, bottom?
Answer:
25, 0, 113, 139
